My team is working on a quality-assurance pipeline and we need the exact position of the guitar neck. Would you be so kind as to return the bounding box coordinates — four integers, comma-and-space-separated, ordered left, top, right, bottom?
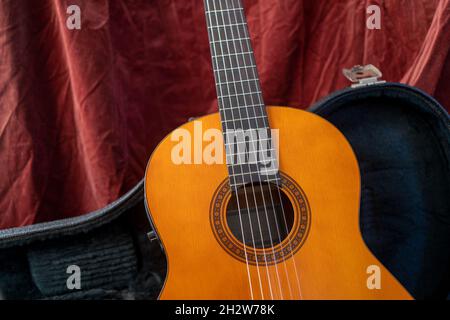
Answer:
204, 0, 269, 133
204, 0, 279, 189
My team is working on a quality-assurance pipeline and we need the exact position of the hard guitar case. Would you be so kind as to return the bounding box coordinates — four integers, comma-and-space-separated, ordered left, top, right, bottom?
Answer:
0, 66, 449, 300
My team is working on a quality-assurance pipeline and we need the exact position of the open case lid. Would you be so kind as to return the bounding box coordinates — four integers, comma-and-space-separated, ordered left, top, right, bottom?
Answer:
310, 71, 450, 299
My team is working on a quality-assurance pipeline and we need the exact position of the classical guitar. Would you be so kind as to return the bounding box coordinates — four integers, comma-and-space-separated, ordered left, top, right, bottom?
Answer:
144, 0, 411, 299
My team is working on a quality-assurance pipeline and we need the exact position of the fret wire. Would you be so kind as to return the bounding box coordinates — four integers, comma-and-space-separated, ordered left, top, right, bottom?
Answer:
212, 57, 255, 71
226, 158, 276, 166
212, 51, 253, 58
226, 157, 277, 166
208, 22, 247, 29
216, 78, 259, 86
224, 140, 273, 148
227, 163, 273, 170
206, 8, 243, 14
226, 158, 277, 167
222, 121, 268, 127
220, 104, 264, 110
222, 124, 269, 130
215, 65, 257, 72
219, 91, 262, 98
226, 160, 275, 166
226, 159, 276, 167
222, 122, 268, 128
229, 170, 279, 178
210, 37, 251, 44
222, 116, 268, 124
226, 148, 276, 157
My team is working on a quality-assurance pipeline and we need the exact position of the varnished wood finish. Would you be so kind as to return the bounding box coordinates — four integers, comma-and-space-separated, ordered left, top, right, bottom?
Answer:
145, 107, 412, 300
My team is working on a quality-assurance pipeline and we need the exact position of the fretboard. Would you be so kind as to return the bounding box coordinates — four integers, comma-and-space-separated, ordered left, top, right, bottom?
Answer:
204, 0, 279, 189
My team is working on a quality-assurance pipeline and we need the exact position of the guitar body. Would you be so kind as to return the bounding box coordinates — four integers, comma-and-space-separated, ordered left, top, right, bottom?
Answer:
145, 106, 412, 300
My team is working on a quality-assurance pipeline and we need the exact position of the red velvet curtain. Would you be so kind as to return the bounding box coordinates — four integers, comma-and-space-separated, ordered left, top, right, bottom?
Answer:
1, 0, 449, 229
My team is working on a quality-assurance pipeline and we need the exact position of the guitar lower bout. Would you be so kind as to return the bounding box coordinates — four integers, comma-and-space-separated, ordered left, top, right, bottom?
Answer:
144, 106, 412, 300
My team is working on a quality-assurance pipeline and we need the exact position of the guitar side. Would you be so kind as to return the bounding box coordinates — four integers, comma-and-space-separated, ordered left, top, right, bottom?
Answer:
144, 106, 412, 300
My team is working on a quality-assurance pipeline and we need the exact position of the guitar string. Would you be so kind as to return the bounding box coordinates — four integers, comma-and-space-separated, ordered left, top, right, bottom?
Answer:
219, 0, 277, 300
205, 0, 255, 301
231, 0, 292, 299
224, 0, 285, 300
234, 0, 304, 299
229, 0, 292, 299
211, 0, 266, 300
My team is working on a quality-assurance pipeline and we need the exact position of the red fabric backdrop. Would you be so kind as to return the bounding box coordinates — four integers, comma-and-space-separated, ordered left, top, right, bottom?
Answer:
0, 0, 449, 229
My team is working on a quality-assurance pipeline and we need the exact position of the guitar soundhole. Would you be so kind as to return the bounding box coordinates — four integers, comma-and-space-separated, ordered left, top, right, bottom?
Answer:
226, 182, 295, 249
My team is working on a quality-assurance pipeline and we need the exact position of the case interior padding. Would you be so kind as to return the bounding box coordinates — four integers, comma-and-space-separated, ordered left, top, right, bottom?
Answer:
0, 202, 166, 300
